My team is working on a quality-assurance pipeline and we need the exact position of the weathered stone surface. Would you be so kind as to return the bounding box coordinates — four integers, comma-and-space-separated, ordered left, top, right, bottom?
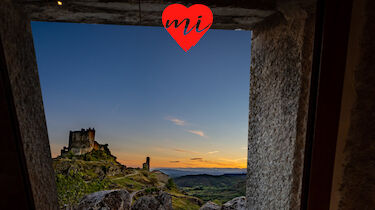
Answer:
75, 190, 131, 210
132, 196, 160, 210
247, 2, 315, 210
157, 191, 173, 210
185, 196, 204, 206
0, 0, 59, 209
132, 191, 172, 210
200, 201, 221, 210
16, 0, 276, 30
222, 196, 246, 210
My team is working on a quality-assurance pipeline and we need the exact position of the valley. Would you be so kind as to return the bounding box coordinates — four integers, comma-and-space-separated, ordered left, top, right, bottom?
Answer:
174, 174, 246, 205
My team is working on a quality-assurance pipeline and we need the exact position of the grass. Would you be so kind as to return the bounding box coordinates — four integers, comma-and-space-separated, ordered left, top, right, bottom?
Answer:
54, 150, 204, 209
174, 174, 246, 204
55, 171, 113, 208
172, 197, 200, 210
181, 186, 244, 204
166, 186, 202, 210
110, 176, 143, 191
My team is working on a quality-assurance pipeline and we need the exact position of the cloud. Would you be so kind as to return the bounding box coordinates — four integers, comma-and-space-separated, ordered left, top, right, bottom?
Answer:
188, 130, 205, 137
166, 117, 207, 139
166, 117, 185, 126
165, 117, 207, 138
207, 151, 219, 154
169, 161, 180, 163
188, 158, 239, 167
174, 148, 199, 154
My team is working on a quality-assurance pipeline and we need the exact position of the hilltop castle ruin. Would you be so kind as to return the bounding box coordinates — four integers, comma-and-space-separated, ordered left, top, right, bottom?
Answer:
143, 157, 150, 171
61, 128, 108, 156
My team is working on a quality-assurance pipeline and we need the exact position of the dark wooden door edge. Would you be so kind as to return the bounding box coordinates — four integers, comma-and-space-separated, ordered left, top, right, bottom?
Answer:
301, 0, 354, 209
0, 34, 35, 209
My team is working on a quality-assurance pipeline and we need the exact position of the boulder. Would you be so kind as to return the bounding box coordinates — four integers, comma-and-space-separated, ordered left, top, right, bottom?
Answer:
75, 189, 131, 210
157, 192, 173, 210
186, 196, 204, 206
132, 191, 172, 210
222, 196, 246, 210
132, 196, 160, 210
200, 201, 221, 210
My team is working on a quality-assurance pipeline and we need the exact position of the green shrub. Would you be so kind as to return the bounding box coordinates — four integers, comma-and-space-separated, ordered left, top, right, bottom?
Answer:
82, 150, 114, 161
166, 178, 177, 190
141, 170, 149, 177
149, 176, 158, 186
55, 171, 113, 208
62, 150, 75, 159
144, 187, 159, 194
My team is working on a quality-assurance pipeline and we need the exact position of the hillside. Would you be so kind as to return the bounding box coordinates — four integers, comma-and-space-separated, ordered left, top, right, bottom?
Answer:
174, 174, 246, 205
53, 149, 201, 209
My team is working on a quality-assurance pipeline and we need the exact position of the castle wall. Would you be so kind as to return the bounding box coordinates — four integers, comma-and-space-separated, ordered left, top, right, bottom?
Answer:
68, 129, 96, 155
69, 131, 90, 148
88, 129, 95, 141
93, 141, 100, 150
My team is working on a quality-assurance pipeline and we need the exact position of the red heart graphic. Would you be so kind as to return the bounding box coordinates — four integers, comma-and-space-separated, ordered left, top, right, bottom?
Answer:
162, 4, 213, 52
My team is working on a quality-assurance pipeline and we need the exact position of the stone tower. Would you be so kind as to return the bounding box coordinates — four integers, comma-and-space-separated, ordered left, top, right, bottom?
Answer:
68, 128, 96, 155
60, 128, 109, 157
142, 157, 150, 171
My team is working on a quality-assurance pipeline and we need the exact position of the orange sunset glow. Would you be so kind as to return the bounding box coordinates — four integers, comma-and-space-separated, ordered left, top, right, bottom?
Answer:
50, 140, 247, 169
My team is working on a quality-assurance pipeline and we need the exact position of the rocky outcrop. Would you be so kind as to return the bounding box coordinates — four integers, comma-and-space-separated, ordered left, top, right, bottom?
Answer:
157, 192, 173, 210
53, 158, 128, 180
222, 196, 246, 210
132, 191, 172, 210
186, 196, 204, 206
132, 196, 159, 210
200, 197, 246, 210
151, 170, 169, 185
75, 190, 131, 210
200, 201, 221, 210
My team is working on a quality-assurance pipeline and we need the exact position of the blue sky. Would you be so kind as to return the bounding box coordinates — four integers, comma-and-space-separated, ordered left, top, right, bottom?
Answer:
31, 21, 251, 168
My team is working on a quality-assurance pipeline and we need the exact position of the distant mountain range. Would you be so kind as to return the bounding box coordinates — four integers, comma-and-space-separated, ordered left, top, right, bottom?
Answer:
154, 168, 246, 178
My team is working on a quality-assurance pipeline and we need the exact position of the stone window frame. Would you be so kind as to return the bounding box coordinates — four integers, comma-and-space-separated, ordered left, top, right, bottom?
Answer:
0, 0, 354, 209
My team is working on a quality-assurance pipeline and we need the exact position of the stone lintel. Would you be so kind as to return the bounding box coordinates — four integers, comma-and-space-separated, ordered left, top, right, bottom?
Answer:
16, 0, 277, 30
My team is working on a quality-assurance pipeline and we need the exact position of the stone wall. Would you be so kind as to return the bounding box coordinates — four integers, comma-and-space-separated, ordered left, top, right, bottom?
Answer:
247, 3, 315, 209
17, 0, 276, 30
68, 128, 96, 155
0, 0, 58, 209
330, 0, 375, 209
